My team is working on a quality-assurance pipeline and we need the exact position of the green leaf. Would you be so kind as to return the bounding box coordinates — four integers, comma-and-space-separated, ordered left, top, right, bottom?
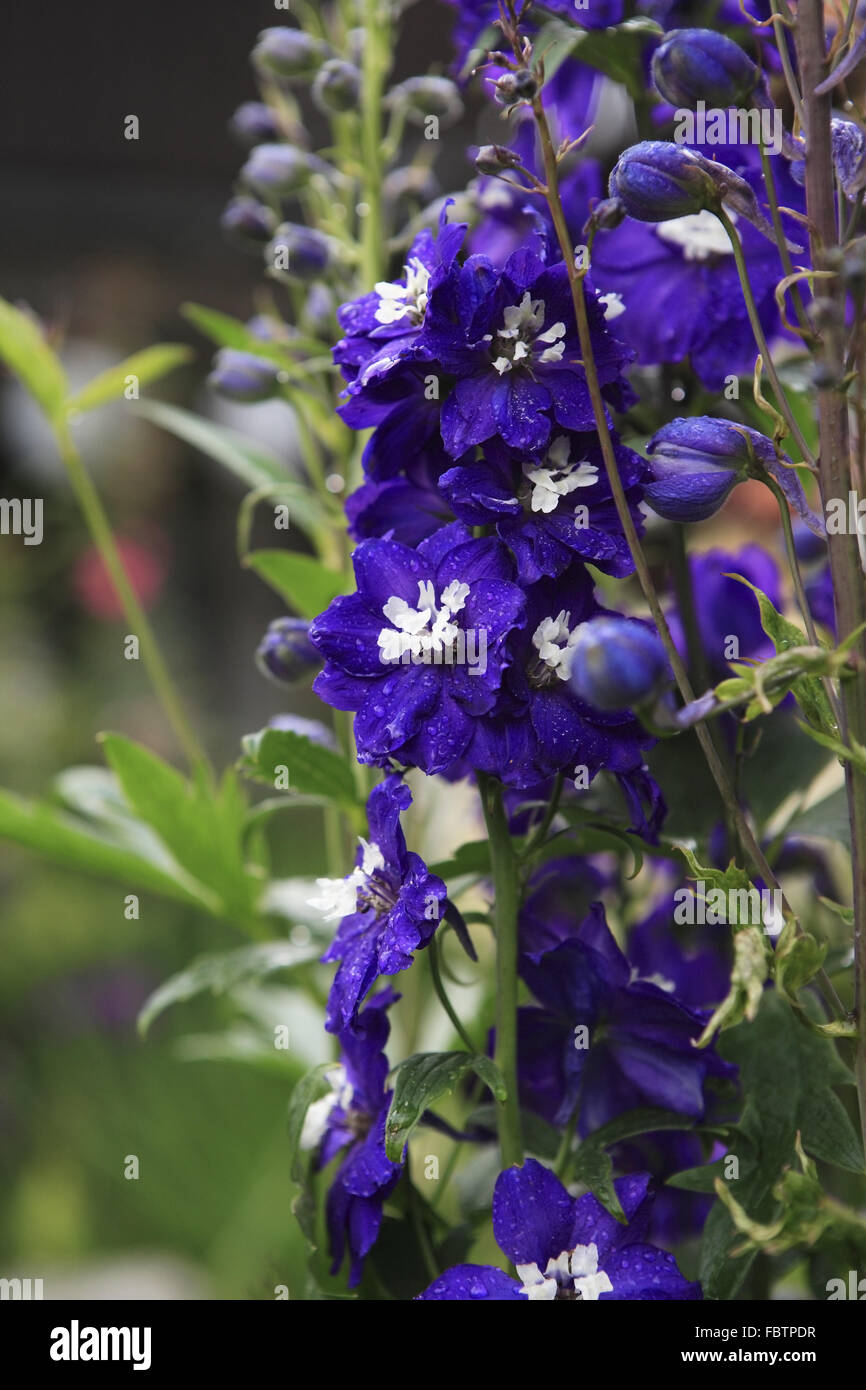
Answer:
287, 1064, 334, 1184
0, 294, 67, 420
101, 734, 255, 917
182, 302, 326, 366
134, 399, 333, 544
553, 16, 664, 100
0, 783, 214, 910
787, 787, 850, 850
138, 939, 321, 1036
245, 549, 344, 619
385, 1052, 506, 1162
66, 344, 193, 414
700, 991, 864, 1298
730, 576, 837, 734
428, 840, 492, 879
240, 727, 360, 808
572, 1108, 697, 1221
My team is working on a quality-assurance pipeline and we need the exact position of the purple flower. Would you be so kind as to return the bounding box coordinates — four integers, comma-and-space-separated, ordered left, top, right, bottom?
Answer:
417, 1158, 701, 1300
440, 430, 646, 583
517, 903, 735, 1134
418, 233, 633, 457
309, 523, 525, 775
466, 566, 657, 791
666, 544, 782, 681
308, 775, 447, 1032
301, 989, 403, 1286
592, 148, 806, 389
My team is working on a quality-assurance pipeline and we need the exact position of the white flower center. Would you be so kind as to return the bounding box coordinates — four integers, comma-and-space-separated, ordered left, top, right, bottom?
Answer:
299, 1063, 354, 1151
598, 291, 626, 321
655, 208, 737, 261
490, 291, 566, 374
524, 436, 598, 513
373, 256, 430, 325
517, 1243, 613, 1301
532, 610, 585, 682
308, 837, 387, 922
377, 579, 470, 663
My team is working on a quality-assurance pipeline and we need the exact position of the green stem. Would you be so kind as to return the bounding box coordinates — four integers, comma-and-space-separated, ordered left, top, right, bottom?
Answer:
716, 207, 816, 467
479, 773, 523, 1169
428, 937, 476, 1052
768, 476, 844, 731
521, 771, 564, 858
55, 421, 208, 773
359, 0, 389, 289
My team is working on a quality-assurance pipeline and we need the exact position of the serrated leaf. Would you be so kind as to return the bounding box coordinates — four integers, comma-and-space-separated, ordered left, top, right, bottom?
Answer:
0, 294, 67, 419
241, 727, 359, 807
700, 991, 864, 1297
731, 576, 837, 734
67, 344, 192, 414
385, 1052, 506, 1162
244, 549, 344, 620
138, 939, 320, 1036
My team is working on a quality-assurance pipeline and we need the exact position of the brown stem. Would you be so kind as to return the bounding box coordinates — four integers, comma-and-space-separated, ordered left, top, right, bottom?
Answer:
795, 0, 866, 1150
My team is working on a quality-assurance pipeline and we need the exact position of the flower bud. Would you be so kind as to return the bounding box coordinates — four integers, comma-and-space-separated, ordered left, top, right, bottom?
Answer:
220, 196, 276, 250
313, 59, 361, 114
830, 117, 866, 203
608, 141, 723, 221
570, 618, 670, 712
387, 75, 463, 127
474, 143, 523, 176
252, 27, 328, 81
229, 101, 281, 148
241, 143, 329, 197
494, 69, 538, 106
644, 416, 751, 522
207, 349, 281, 403
266, 223, 337, 283
651, 29, 763, 110
256, 618, 321, 684
608, 142, 786, 247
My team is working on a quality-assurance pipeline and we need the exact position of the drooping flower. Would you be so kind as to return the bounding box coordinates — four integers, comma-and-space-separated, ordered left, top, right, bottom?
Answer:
645, 416, 824, 533
517, 903, 736, 1135
308, 775, 446, 1032
309, 523, 525, 776
300, 989, 403, 1286
417, 1159, 701, 1300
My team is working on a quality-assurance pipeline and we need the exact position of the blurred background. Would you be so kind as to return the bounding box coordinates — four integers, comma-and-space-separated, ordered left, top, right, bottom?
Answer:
0, 0, 470, 1300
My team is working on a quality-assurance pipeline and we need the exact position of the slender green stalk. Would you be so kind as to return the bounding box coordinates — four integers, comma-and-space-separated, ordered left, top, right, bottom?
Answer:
479, 773, 523, 1169
359, 0, 389, 289
767, 475, 844, 731
55, 422, 208, 773
428, 936, 477, 1052
529, 93, 845, 1020
716, 207, 816, 467
796, 0, 866, 1154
